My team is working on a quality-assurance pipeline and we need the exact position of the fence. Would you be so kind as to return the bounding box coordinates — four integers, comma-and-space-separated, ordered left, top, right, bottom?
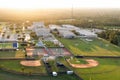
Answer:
75, 56, 120, 58
0, 65, 47, 76
43, 59, 83, 80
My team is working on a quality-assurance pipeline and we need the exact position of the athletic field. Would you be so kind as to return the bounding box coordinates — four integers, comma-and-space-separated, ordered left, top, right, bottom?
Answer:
57, 37, 120, 56
0, 43, 13, 49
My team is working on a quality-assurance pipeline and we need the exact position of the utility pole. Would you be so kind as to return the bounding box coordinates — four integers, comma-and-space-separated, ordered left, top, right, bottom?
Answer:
71, 3, 74, 24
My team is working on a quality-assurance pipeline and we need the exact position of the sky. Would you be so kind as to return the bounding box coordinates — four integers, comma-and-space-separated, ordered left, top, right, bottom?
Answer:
0, 0, 120, 9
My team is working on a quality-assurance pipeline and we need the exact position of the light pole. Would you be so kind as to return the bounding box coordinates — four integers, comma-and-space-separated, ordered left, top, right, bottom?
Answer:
89, 69, 92, 80
71, 0, 74, 24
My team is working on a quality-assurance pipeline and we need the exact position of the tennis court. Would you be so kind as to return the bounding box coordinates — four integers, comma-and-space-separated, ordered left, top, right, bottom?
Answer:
26, 48, 47, 56
48, 48, 72, 56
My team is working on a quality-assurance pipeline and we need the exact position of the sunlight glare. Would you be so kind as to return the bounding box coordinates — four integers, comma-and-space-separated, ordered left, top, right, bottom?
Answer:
0, 0, 120, 9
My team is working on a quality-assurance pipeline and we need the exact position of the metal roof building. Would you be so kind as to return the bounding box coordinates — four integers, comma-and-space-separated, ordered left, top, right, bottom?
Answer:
76, 29, 97, 38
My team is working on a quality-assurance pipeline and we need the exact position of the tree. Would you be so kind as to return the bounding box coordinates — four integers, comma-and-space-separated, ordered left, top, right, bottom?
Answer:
109, 31, 116, 42
98, 30, 120, 46
7, 35, 10, 39
111, 35, 118, 45
98, 31, 106, 39
30, 32, 38, 40
16, 30, 19, 33
2, 34, 5, 38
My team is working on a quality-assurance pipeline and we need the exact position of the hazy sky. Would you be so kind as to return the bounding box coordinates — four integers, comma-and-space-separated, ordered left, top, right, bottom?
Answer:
0, 0, 120, 9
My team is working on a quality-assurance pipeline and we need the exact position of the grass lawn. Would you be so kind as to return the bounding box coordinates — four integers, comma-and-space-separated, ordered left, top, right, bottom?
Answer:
0, 60, 46, 74
0, 43, 13, 49
0, 59, 80, 80
48, 60, 58, 72
0, 50, 25, 58
60, 57, 120, 80
69, 57, 88, 64
43, 41, 59, 47
0, 51, 16, 58
57, 37, 120, 56
0, 69, 80, 80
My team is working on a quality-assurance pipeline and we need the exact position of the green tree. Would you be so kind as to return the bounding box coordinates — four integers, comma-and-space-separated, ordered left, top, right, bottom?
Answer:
111, 35, 118, 45
30, 32, 38, 40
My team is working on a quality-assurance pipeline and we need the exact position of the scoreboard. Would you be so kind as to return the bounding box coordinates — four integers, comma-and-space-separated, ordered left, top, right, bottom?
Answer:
13, 42, 18, 48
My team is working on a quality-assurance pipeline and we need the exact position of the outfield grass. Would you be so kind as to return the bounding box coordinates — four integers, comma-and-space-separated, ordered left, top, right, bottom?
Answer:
59, 57, 120, 80
0, 60, 46, 74
57, 37, 120, 56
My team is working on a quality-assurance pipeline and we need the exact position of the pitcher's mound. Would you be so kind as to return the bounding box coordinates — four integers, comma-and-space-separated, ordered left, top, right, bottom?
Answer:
20, 60, 41, 67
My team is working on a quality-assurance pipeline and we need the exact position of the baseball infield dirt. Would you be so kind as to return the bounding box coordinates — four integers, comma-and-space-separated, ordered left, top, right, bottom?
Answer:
20, 60, 41, 67
67, 59, 99, 68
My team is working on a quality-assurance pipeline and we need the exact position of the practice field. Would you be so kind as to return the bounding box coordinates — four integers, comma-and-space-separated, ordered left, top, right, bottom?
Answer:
60, 57, 120, 80
57, 37, 120, 56
0, 43, 13, 49
0, 50, 25, 58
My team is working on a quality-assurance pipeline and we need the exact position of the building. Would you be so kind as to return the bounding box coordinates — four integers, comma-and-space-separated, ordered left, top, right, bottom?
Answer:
61, 24, 79, 31
76, 29, 97, 39
58, 29, 76, 38
32, 22, 45, 31
33, 22, 44, 28
49, 24, 76, 38
49, 25, 61, 30
35, 28, 51, 37
24, 34, 30, 41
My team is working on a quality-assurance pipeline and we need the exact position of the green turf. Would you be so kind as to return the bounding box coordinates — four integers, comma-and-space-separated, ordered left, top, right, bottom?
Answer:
48, 60, 58, 72
0, 43, 13, 49
57, 37, 120, 56
0, 69, 80, 80
0, 51, 16, 58
60, 57, 120, 80
0, 50, 25, 58
0, 60, 46, 74
0, 59, 79, 80
69, 58, 88, 64
42, 41, 59, 47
